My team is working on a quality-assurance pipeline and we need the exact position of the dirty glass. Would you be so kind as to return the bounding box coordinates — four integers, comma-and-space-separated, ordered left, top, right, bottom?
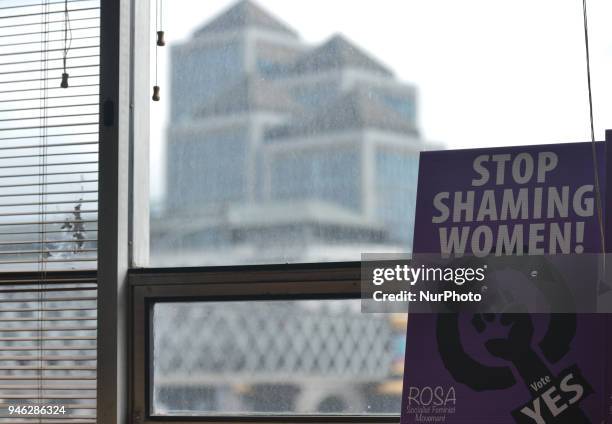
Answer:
151, 300, 408, 415
148, 0, 611, 267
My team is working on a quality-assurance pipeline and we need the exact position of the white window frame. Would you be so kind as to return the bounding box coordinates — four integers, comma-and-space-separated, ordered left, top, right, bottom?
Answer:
97, 0, 149, 422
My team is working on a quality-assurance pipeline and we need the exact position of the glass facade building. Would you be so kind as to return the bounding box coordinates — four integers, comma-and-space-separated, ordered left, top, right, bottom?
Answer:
155, 0, 432, 265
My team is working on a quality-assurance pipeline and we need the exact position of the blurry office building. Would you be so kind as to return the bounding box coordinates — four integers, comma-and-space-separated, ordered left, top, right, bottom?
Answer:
152, 0, 432, 265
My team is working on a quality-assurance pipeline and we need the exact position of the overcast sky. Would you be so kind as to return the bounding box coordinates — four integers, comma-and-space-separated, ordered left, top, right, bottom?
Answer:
150, 0, 612, 200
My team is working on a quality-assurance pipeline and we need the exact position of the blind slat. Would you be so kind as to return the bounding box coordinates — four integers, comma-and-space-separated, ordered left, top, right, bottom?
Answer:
0, 102, 98, 112
0, 211, 97, 219
0, 6, 99, 20
0, 327, 97, 332
0, 345, 95, 350
0, 35, 98, 49
0, 135, 98, 144
0, 0, 96, 11
0, 337, 96, 342
0, 219, 96, 227
0, 286, 96, 294
0, 394, 96, 398
0, 190, 97, 198
0, 85, 98, 94
0, 15, 99, 31
0, 309, 95, 314
0, 240, 97, 247
0, 54, 99, 68
0, 45, 99, 58
0, 259, 97, 265
0, 161, 97, 170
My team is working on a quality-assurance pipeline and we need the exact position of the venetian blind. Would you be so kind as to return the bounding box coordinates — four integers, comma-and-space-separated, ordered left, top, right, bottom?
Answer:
0, 0, 99, 422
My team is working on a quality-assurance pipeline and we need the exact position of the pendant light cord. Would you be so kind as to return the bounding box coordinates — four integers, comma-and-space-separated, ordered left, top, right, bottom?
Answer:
152, 0, 164, 101
39, 1, 51, 420
582, 0, 605, 256
155, 0, 158, 85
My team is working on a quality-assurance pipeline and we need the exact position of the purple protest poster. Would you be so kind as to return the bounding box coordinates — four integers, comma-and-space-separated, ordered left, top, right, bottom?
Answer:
402, 142, 611, 423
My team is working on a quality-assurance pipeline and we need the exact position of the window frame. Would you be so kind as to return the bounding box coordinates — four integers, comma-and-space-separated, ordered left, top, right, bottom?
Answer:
129, 261, 401, 424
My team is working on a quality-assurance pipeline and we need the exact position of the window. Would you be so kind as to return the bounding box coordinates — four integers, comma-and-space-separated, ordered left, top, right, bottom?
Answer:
268, 148, 361, 211
127, 1, 612, 422
148, 0, 612, 268
130, 264, 407, 422
9, 0, 602, 423
152, 300, 404, 416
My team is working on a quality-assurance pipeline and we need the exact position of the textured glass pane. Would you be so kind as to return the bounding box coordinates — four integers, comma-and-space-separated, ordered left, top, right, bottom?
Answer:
152, 300, 407, 415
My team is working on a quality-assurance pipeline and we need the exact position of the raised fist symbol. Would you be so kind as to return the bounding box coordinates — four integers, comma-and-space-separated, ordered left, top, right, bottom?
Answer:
482, 313, 534, 362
